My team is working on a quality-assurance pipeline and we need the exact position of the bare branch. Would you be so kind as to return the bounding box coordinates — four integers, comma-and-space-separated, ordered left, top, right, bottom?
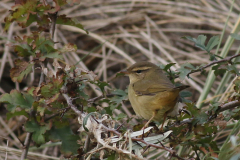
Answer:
218, 100, 240, 112
187, 54, 240, 76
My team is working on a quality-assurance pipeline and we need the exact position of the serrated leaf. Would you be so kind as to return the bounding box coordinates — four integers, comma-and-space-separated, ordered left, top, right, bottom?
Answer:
226, 65, 240, 76
6, 110, 29, 120
178, 63, 195, 80
183, 35, 207, 51
114, 113, 127, 120
25, 121, 51, 145
206, 36, 219, 52
0, 90, 34, 112
195, 35, 207, 51
35, 37, 56, 54
10, 59, 33, 82
214, 69, 226, 76
180, 90, 192, 97
195, 112, 208, 124
14, 44, 34, 57
4, 0, 39, 31
163, 63, 176, 71
230, 33, 240, 40
91, 81, 109, 93
40, 78, 63, 98
49, 126, 80, 157
56, 15, 88, 33
42, 52, 63, 59
110, 89, 128, 105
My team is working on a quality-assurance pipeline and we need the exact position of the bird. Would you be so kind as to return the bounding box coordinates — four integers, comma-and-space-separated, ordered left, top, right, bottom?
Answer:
123, 61, 189, 130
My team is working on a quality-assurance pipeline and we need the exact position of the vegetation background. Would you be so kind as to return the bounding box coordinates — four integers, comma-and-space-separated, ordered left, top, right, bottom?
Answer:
0, 0, 240, 159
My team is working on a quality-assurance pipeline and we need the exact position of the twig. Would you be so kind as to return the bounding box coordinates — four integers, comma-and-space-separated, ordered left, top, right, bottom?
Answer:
187, 54, 240, 77
87, 94, 115, 103
83, 135, 90, 154
168, 100, 240, 128
20, 133, 32, 160
49, 12, 58, 40
62, 94, 82, 116
218, 100, 240, 112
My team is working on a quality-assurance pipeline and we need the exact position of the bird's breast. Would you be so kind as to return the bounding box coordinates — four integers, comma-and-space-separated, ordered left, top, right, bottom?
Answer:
128, 85, 179, 121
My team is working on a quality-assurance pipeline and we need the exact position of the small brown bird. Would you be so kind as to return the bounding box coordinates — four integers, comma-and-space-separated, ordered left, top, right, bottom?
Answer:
124, 62, 189, 130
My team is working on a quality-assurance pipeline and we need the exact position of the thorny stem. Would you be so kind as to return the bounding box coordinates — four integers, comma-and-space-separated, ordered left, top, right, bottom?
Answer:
21, 63, 46, 159
168, 100, 240, 128
20, 133, 32, 160
186, 53, 240, 77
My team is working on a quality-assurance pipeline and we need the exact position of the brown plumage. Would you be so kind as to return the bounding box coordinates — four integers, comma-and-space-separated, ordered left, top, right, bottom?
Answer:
125, 62, 189, 129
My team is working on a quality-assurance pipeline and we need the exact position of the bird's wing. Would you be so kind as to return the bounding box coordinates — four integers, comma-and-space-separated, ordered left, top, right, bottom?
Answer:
132, 68, 189, 96
133, 79, 174, 96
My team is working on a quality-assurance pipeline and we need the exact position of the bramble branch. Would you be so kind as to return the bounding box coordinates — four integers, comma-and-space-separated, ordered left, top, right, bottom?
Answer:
169, 100, 240, 127
187, 53, 240, 76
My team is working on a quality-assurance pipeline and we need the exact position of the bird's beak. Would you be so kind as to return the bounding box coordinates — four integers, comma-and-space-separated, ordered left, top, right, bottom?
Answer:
117, 69, 129, 77
119, 69, 129, 74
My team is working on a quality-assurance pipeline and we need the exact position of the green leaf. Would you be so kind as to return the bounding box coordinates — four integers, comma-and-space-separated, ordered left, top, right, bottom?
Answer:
56, 15, 88, 33
86, 107, 96, 112
214, 68, 227, 76
226, 65, 240, 76
41, 52, 63, 59
91, 81, 109, 93
107, 153, 116, 160
195, 35, 207, 50
6, 110, 29, 120
206, 36, 219, 52
0, 90, 34, 112
10, 59, 33, 82
40, 77, 63, 98
49, 126, 80, 157
183, 35, 206, 51
163, 63, 176, 71
35, 37, 56, 55
180, 90, 192, 97
14, 44, 34, 57
180, 90, 192, 103
114, 113, 127, 120
195, 112, 208, 124
178, 63, 195, 80
230, 33, 240, 40
25, 121, 51, 145
4, 0, 39, 31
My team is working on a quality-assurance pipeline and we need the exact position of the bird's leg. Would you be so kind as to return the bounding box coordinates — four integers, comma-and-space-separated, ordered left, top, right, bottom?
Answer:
141, 110, 157, 130
159, 113, 167, 132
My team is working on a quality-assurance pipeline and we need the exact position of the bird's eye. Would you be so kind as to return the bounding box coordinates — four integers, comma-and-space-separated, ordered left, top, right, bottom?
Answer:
136, 70, 142, 73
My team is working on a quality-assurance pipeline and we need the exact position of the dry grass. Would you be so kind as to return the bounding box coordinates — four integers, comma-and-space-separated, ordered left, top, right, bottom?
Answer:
0, 0, 240, 159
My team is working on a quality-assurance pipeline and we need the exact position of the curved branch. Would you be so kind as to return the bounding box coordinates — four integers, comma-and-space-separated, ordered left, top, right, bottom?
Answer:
218, 100, 240, 112
187, 53, 240, 76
